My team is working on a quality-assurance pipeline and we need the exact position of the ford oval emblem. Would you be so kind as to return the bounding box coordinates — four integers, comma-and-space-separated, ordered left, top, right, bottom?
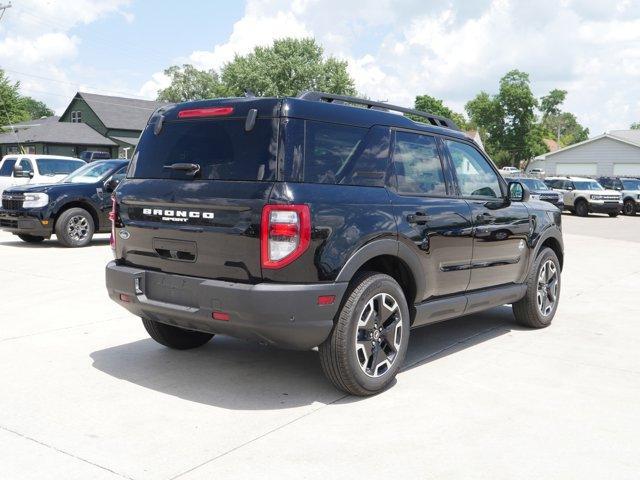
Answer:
119, 230, 131, 240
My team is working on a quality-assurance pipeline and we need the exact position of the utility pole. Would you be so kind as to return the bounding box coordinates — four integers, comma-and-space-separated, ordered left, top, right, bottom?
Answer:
0, 3, 11, 21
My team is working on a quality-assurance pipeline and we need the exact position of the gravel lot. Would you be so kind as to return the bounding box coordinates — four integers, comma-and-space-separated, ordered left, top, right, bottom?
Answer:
1, 214, 639, 479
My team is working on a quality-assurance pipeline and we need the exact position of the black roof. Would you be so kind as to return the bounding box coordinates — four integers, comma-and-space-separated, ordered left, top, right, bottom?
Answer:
153, 94, 469, 141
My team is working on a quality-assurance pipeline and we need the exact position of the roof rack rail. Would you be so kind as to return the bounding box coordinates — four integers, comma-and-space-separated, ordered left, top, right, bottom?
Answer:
298, 91, 460, 131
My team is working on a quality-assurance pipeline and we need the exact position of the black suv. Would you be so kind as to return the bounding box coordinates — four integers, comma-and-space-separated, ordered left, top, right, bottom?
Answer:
106, 93, 563, 395
0, 160, 128, 246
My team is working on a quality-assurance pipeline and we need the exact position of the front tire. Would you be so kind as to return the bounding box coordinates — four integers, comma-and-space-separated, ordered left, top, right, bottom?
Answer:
142, 318, 214, 350
17, 234, 45, 243
319, 272, 410, 396
512, 247, 561, 328
55, 207, 95, 247
623, 200, 636, 216
575, 200, 589, 217
608, 212, 618, 218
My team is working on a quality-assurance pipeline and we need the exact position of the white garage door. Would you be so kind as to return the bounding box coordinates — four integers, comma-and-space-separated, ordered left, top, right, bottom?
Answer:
613, 163, 640, 176
556, 163, 597, 175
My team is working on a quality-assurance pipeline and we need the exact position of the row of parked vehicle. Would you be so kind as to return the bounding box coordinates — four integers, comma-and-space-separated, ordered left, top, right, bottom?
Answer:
504, 175, 640, 217
0, 155, 127, 246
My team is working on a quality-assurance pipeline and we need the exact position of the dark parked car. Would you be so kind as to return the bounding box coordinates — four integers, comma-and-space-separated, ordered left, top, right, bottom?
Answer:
79, 151, 111, 163
506, 177, 564, 209
106, 93, 563, 395
0, 159, 128, 246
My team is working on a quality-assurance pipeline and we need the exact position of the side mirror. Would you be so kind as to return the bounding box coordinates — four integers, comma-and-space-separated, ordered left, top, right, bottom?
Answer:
508, 181, 530, 202
104, 174, 124, 193
566, 185, 574, 191
13, 164, 31, 178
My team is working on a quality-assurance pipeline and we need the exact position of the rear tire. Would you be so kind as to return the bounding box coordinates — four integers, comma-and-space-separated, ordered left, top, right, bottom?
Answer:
623, 200, 636, 216
17, 234, 45, 243
512, 247, 561, 328
575, 200, 589, 217
319, 272, 410, 396
142, 318, 214, 350
55, 207, 95, 247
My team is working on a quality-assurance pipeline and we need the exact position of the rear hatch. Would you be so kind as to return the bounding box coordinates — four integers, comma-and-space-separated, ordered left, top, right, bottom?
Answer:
114, 98, 281, 282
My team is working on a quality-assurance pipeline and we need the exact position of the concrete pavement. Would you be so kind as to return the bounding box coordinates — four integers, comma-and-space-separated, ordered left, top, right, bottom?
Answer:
1, 215, 639, 479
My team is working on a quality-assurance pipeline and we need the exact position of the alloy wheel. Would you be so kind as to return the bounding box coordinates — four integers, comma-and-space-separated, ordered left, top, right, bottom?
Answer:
354, 293, 403, 378
537, 259, 558, 317
67, 215, 90, 241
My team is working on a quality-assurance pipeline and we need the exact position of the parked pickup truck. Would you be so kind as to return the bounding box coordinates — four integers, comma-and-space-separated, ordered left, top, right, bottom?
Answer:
0, 154, 85, 196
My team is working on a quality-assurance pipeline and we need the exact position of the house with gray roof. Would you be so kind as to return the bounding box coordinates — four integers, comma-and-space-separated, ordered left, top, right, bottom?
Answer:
0, 92, 165, 158
528, 130, 640, 177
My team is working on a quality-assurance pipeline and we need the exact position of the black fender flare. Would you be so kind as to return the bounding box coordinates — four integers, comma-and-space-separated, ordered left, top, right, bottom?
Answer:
51, 197, 101, 229
335, 238, 427, 301
530, 226, 564, 270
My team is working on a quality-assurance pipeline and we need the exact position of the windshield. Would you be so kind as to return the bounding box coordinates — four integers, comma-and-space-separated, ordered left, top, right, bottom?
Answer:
518, 178, 549, 190
573, 180, 604, 191
622, 179, 640, 190
63, 161, 122, 183
36, 159, 84, 176
130, 119, 277, 181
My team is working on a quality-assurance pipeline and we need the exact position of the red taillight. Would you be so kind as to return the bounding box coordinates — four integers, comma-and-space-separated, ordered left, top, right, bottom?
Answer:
212, 311, 230, 321
261, 204, 311, 269
177, 106, 234, 119
317, 295, 335, 306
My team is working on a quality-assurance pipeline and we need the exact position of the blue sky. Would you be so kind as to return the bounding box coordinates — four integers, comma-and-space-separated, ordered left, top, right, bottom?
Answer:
1, 0, 639, 134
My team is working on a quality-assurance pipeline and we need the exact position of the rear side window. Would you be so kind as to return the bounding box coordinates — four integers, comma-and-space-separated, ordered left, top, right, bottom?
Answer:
36, 159, 84, 175
0, 158, 17, 176
130, 119, 278, 181
302, 122, 390, 186
393, 132, 446, 195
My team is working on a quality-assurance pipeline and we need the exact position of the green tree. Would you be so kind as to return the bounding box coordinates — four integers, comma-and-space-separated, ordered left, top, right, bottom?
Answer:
0, 70, 29, 126
157, 64, 229, 103
19, 96, 54, 119
221, 38, 356, 97
465, 70, 545, 166
412, 94, 468, 129
156, 38, 357, 102
631, 122, 640, 130
540, 89, 567, 118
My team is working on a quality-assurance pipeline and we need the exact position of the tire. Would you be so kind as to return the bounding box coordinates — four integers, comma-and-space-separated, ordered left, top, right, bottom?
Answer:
512, 247, 561, 328
142, 318, 214, 350
575, 200, 589, 217
17, 234, 45, 243
55, 207, 95, 247
623, 200, 636, 216
319, 272, 410, 396
608, 212, 618, 218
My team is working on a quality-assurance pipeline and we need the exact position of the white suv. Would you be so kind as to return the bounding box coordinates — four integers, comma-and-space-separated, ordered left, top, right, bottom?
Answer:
0, 155, 85, 196
545, 176, 622, 217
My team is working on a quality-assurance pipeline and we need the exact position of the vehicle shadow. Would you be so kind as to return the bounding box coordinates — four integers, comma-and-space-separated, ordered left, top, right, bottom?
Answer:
0, 235, 110, 248
90, 306, 521, 410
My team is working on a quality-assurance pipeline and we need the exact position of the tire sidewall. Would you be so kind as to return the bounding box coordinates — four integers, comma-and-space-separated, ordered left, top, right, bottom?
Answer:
623, 200, 636, 216
342, 275, 410, 393
575, 200, 588, 217
56, 208, 95, 247
529, 248, 562, 326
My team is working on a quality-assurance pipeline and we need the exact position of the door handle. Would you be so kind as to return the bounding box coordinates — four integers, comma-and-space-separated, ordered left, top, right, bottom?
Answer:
407, 212, 429, 225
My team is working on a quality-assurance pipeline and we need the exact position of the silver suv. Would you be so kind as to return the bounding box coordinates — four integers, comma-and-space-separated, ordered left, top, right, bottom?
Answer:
545, 176, 622, 217
598, 177, 640, 216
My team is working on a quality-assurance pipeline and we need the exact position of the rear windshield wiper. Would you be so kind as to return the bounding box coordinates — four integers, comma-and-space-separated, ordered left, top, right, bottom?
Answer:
163, 163, 201, 176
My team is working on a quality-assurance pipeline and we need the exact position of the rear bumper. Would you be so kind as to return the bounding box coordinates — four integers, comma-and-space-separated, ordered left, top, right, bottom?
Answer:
105, 261, 348, 350
0, 211, 52, 237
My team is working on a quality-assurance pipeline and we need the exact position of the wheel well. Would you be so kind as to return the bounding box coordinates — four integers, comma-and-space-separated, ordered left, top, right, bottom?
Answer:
540, 237, 563, 270
54, 202, 100, 230
352, 255, 417, 318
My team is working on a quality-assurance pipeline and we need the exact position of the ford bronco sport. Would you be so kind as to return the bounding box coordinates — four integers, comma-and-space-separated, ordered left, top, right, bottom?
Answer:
545, 176, 622, 217
106, 92, 564, 396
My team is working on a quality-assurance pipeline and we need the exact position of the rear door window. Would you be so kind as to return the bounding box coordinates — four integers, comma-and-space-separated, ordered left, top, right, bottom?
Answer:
130, 119, 278, 181
392, 131, 446, 195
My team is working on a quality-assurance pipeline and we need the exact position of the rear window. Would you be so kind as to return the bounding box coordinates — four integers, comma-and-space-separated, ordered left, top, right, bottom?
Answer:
129, 119, 278, 181
36, 159, 85, 176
